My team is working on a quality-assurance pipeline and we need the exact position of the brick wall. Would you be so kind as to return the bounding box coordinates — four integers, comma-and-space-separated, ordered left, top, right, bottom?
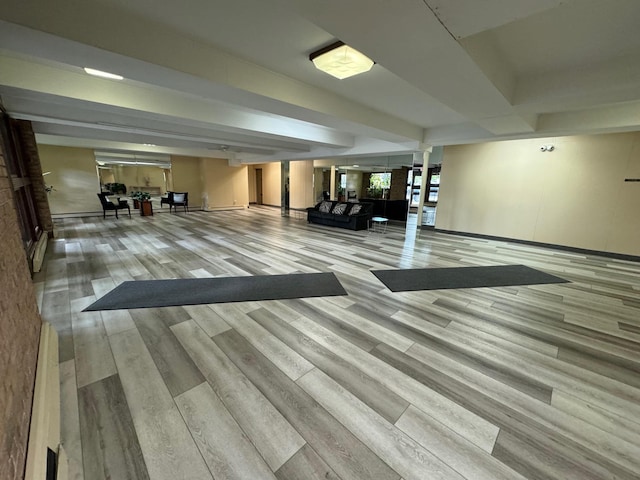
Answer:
0, 128, 43, 480
322, 170, 331, 193
389, 167, 409, 200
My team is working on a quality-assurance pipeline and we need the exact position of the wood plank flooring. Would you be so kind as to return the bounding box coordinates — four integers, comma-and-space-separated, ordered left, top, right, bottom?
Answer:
36, 207, 640, 480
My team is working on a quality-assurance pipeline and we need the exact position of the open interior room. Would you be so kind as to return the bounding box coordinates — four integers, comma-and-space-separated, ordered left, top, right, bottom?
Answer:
2, 1, 640, 480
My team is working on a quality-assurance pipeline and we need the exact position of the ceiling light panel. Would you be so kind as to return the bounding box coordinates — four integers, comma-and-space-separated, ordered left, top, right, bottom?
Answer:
83, 67, 124, 80
310, 42, 374, 80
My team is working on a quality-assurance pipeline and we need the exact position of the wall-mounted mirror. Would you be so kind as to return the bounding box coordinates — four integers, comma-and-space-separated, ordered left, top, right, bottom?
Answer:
95, 151, 172, 199
313, 155, 413, 224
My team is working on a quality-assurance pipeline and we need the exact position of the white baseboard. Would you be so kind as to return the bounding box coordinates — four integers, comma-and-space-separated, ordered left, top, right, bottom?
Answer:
32, 231, 49, 273
25, 323, 65, 480
203, 205, 247, 211
51, 211, 103, 219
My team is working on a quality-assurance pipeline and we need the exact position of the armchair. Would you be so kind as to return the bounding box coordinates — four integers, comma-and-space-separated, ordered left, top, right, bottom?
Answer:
170, 192, 189, 213
97, 193, 131, 219
160, 191, 174, 208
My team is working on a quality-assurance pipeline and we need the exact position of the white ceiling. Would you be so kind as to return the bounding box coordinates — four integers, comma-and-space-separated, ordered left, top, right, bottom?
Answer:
1, 0, 640, 164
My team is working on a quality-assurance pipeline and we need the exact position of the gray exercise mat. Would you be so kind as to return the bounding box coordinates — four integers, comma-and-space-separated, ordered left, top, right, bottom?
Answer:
84, 272, 347, 311
371, 264, 569, 292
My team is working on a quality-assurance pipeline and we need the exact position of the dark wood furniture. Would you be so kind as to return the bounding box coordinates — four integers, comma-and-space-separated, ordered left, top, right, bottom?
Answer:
140, 200, 153, 216
170, 192, 189, 213
307, 201, 373, 230
97, 193, 131, 219
160, 191, 189, 213
360, 198, 408, 221
160, 192, 173, 208
130, 186, 162, 195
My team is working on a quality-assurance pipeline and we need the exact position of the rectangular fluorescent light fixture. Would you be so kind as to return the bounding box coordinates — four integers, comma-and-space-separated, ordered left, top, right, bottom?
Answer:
309, 41, 374, 79
83, 67, 124, 80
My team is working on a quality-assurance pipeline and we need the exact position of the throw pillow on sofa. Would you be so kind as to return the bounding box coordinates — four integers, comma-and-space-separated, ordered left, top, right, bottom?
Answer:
348, 204, 363, 215
332, 203, 348, 215
319, 201, 332, 213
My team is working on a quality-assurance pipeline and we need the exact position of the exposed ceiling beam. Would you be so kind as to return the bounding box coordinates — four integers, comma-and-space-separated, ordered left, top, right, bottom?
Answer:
0, 18, 423, 144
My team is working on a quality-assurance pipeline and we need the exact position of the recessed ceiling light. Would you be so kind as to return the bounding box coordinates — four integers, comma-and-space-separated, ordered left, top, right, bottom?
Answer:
143, 143, 157, 147
83, 67, 124, 80
309, 41, 374, 80
353, 164, 359, 167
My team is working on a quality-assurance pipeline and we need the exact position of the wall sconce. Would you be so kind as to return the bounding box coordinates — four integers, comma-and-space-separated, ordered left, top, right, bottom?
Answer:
540, 145, 555, 152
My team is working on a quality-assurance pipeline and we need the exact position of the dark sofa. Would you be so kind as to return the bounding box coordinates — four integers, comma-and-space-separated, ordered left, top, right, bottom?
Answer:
307, 201, 373, 230
360, 198, 409, 221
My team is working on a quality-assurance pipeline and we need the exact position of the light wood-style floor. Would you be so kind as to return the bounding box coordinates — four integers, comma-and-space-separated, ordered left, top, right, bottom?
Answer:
35, 207, 640, 480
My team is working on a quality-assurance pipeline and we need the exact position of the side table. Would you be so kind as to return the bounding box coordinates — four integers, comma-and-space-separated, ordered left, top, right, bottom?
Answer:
370, 216, 388, 233
140, 200, 153, 216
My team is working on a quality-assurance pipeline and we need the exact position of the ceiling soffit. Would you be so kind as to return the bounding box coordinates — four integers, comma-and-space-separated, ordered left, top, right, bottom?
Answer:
1, 0, 640, 160
0, 13, 423, 143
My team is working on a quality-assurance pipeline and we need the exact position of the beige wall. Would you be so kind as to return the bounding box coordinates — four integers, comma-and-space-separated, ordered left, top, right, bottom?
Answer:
345, 170, 363, 201
313, 167, 326, 203
38, 145, 101, 214
256, 162, 281, 206
437, 132, 640, 256
171, 155, 249, 210
200, 158, 249, 209
164, 168, 173, 192
37, 148, 253, 214
171, 155, 201, 208
290, 160, 315, 209
111, 165, 166, 194
248, 165, 257, 203
98, 168, 115, 185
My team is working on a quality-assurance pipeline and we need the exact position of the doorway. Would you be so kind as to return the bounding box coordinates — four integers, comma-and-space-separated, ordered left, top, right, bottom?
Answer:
255, 168, 263, 205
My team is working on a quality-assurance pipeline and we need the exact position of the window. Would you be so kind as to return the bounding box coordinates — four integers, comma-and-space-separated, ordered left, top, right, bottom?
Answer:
407, 168, 422, 206
0, 114, 41, 255
425, 167, 440, 203
368, 172, 390, 198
